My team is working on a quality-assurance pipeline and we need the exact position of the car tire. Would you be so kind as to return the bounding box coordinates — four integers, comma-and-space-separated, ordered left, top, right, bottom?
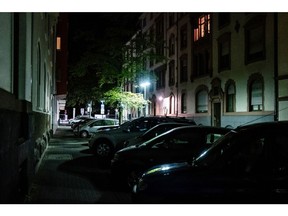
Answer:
95, 142, 113, 159
80, 130, 89, 138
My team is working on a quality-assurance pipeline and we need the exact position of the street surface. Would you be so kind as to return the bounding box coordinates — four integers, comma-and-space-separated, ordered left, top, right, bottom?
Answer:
24, 126, 132, 204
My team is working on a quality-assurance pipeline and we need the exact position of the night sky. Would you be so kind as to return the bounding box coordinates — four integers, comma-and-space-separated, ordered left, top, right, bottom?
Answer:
68, 12, 141, 63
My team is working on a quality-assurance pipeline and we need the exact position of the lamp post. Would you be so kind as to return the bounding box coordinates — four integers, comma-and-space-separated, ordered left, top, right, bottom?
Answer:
140, 81, 150, 117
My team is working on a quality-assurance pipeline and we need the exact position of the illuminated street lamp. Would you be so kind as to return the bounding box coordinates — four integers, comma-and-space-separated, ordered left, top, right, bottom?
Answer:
140, 81, 150, 116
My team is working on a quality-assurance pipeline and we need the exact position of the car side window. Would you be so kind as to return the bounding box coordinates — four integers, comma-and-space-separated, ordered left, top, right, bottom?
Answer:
130, 119, 150, 132
226, 134, 265, 176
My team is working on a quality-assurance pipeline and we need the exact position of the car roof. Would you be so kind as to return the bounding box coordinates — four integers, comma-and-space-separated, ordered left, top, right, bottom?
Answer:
236, 121, 288, 131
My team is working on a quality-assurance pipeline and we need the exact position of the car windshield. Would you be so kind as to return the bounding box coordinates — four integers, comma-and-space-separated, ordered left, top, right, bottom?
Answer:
138, 128, 175, 147
193, 130, 238, 167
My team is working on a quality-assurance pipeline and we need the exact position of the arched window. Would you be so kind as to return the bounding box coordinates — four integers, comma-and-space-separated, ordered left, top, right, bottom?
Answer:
196, 88, 208, 113
181, 92, 187, 114
225, 80, 236, 112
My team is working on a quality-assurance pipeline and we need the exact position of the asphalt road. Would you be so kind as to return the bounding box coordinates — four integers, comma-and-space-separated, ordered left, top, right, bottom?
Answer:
25, 125, 132, 204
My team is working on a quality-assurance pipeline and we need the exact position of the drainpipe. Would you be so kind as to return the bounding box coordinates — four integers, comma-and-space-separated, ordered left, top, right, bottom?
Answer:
176, 14, 179, 117
274, 13, 279, 121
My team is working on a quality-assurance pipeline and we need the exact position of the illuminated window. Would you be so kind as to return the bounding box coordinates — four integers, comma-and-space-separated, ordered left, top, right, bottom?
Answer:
194, 14, 210, 42
196, 88, 208, 113
57, 37, 61, 50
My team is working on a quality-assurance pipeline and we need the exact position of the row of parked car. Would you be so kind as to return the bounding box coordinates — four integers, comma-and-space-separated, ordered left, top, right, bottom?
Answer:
70, 115, 288, 203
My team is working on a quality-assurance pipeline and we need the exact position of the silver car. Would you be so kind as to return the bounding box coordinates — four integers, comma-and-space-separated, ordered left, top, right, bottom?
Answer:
75, 118, 119, 138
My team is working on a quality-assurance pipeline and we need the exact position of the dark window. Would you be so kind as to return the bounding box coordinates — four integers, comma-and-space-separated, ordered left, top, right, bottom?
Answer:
155, 65, 166, 89
218, 33, 231, 71
169, 60, 175, 86
218, 13, 230, 29
169, 13, 175, 27
245, 15, 266, 64
169, 34, 175, 56
180, 24, 187, 49
180, 55, 188, 83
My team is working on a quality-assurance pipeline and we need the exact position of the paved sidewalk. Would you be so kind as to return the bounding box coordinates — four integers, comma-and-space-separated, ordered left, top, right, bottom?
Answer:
25, 126, 132, 204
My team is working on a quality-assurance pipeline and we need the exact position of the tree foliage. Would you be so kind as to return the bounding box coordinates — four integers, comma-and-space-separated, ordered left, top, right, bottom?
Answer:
103, 87, 147, 110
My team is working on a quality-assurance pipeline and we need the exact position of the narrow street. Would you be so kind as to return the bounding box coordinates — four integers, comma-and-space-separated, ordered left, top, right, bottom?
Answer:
24, 126, 132, 204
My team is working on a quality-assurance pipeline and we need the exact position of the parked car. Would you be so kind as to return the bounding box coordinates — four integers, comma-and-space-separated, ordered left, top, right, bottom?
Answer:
69, 115, 93, 127
132, 121, 288, 204
88, 116, 196, 161
74, 118, 119, 138
111, 125, 231, 188
72, 118, 95, 130
123, 122, 194, 147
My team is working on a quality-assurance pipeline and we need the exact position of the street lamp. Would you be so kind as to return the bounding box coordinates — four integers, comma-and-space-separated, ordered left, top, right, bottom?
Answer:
140, 81, 150, 117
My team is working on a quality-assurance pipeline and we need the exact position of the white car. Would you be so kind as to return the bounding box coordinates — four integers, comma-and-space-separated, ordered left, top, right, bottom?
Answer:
75, 118, 119, 138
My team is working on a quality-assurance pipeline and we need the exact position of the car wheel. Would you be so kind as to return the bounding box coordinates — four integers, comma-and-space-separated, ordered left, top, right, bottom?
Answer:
95, 142, 112, 158
80, 130, 89, 138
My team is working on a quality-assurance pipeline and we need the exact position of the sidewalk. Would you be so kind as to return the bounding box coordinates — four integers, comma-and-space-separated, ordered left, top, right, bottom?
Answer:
25, 126, 131, 204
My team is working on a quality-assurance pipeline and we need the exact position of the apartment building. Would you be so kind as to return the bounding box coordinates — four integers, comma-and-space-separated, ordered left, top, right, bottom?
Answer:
0, 13, 61, 203
126, 12, 288, 127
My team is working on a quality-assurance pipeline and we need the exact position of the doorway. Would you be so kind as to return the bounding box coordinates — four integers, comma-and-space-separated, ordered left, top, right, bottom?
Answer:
212, 102, 221, 127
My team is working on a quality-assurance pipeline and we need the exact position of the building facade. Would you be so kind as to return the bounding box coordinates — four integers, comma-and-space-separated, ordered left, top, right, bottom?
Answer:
127, 13, 288, 127
0, 13, 61, 203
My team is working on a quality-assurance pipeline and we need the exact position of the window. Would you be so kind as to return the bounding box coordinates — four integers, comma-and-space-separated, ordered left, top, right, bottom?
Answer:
181, 92, 187, 114
180, 24, 187, 49
155, 65, 166, 89
218, 33, 231, 71
169, 60, 175, 86
245, 15, 266, 64
194, 14, 211, 42
225, 81, 236, 112
196, 88, 208, 113
169, 93, 175, 114
180, 55, 188, 83
248, 74, 264, 111
249, 79, 263, 111
57, 37, 61, 50
169, 13, 174, 27
218, 13, 230, 29
169, 34, 175, 56
155, 15, 164, 62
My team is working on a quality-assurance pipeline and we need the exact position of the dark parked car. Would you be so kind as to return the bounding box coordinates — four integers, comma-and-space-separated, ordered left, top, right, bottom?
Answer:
111, 125, 231, 188
123, 122, 194, 147
132, 121, 288, 204
88, 116, 196, 161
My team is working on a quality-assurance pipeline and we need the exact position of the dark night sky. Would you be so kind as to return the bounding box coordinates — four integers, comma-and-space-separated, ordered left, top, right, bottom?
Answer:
67, 12, 141, 63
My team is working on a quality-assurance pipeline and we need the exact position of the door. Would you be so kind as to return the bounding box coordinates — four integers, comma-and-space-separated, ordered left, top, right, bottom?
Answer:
212, 102, 221, 127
